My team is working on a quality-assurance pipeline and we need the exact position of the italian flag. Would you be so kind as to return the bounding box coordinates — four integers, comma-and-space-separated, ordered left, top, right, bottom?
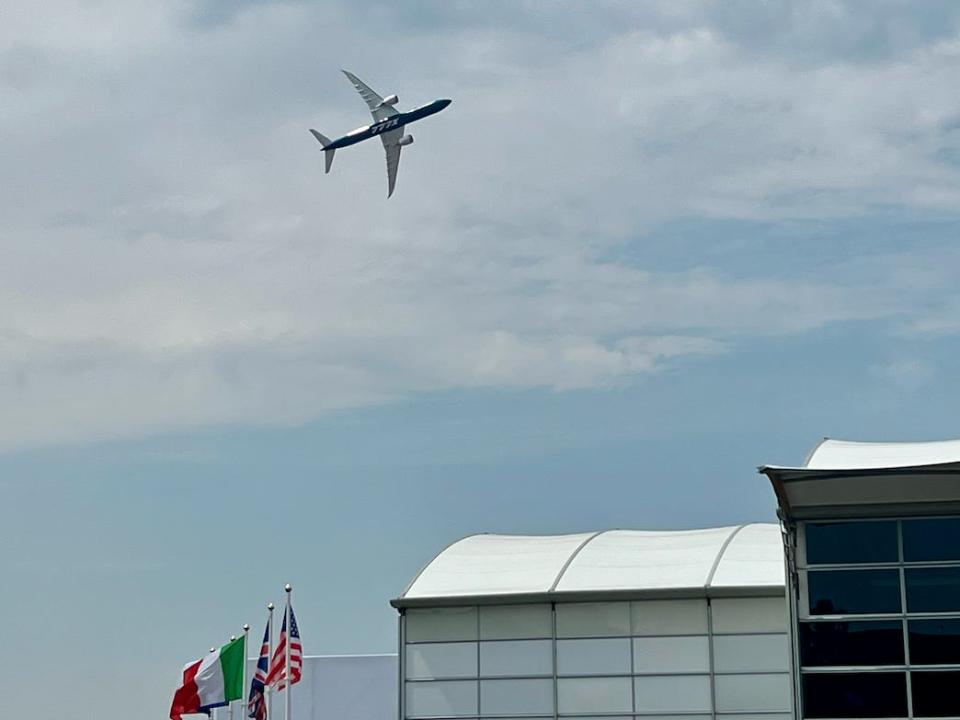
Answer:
170, 636, 245, 720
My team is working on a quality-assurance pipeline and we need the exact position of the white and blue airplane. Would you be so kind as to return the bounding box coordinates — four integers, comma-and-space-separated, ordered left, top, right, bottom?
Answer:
310, 70, 452, 197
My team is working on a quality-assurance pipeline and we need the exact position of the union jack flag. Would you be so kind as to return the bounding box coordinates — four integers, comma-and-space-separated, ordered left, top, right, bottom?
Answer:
247, 622, 271, 720
265, 604, 302, 691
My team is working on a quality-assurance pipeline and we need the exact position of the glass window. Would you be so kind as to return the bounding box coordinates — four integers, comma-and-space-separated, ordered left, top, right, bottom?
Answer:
711, 597, 786, 634
714, 674, 790, 713
801, 672, 907, 718
479, 679, 553, 716
631, 599, 707, 635
555, 602, 630, 638
634, 675, 711, 713
799, 621, 904, 667
907, 567, 960, 613
557, 677, 632, 714
910, 619, 960, 665
713, 634, 788, 673
903, 518, 960, 562
406, 680, 478, 718
911, 670, 960, 717
407, 607, 478, 642
632, 636, 709, 674
480, 605, 552, 640
480, 640, 552, 677
807, 569, 901, 615
556, 638, 631, 676
407, 642, 478, 679
804, 521, 898, 565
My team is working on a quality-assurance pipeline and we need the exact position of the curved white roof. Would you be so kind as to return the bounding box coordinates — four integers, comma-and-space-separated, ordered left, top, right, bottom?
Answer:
805, 437, 960, 470
397, 524, 783, 604
761, 437, 960, 520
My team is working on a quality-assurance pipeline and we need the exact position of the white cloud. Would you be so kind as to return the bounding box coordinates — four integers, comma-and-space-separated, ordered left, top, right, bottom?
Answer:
1, 1, 960, 449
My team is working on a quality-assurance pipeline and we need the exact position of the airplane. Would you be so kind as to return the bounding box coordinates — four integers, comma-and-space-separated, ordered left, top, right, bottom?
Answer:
309, 70, 452, 198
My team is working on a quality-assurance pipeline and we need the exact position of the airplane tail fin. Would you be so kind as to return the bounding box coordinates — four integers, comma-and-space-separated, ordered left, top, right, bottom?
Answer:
309, 129, 335, 173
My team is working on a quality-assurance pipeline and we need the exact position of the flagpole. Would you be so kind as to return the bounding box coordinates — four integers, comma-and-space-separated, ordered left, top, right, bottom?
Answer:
241, 624, 250, 720
210, 648, 217, 720
267, 603, 275, 720
229, 636, 237, 720
284, 584, 292, 720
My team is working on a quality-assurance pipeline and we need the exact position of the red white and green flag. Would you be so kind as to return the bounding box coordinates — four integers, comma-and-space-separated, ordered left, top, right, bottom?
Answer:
170, 636, 245, 720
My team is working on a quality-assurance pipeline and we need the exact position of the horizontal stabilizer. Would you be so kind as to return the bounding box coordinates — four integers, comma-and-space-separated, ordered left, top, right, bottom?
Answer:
309, 129, 335, 173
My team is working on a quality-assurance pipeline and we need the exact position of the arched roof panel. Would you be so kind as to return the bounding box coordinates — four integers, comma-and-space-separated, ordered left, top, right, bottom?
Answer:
806, 438, 960, 470
399, 524, 783, 603
402, 532, 595, 599
709, 523, 784, 588
555, 527, 737, 592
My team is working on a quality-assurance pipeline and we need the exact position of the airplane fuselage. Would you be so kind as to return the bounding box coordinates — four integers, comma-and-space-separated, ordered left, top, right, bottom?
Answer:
323, 98, 451, 150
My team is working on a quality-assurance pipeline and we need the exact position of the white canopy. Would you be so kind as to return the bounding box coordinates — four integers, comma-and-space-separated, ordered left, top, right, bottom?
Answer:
395, 524, 784, 606
761, 437, 960, 520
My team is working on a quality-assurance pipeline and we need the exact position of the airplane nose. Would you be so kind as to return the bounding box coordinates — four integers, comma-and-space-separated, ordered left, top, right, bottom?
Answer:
438, 98, 452, 109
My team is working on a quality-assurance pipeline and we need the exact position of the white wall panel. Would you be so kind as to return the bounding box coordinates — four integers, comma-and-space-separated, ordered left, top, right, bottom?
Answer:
480, 605, 552, 640
713, 634, 788, 673
631, 599, 708, 636
555, 602, 630, 638
407, 643, 478, 680
480, 679, 554, 715
406, 680, 478, 717
556, 638, 631, 676
633, 675, 711, 713
714, 674, 791, 713
632, 636, 710, 674
262, 655, 397, 720
480, 640, 552, 677
407, 608, 479, 642
711, 597, 786, 634
557, 677, 633, 714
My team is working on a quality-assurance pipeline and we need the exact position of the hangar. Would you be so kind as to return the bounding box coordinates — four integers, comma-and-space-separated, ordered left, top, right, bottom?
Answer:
391, 525, 792, 720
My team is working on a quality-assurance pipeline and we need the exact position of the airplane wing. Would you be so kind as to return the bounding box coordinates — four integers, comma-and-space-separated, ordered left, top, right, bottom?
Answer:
381, 128, 403, 198
342, 69, 399, 122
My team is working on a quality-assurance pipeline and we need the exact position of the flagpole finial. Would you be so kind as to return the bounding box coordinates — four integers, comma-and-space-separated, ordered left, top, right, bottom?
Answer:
210, 647, 216, 653
284, 583, 292, 593
230, 635, 236, 641
268, 602, 275, 611
243, 623, 250, 632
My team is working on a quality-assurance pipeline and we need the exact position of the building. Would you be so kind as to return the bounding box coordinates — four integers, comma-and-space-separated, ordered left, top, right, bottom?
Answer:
252, 436, 960, 720
761, 438, 960, 720
391, 525, 792, 720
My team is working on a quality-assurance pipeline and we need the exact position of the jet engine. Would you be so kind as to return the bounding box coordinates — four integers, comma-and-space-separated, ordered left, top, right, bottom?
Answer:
382, 94, 399, 106
398, 134, 414, 146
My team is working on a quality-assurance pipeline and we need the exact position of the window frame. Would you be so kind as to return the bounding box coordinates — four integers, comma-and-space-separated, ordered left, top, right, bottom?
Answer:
796, 515, 960, 720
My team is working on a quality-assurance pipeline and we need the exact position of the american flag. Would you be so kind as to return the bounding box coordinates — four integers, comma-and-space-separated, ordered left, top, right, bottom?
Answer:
247, 622, 271, 720
265, 604, 302, 691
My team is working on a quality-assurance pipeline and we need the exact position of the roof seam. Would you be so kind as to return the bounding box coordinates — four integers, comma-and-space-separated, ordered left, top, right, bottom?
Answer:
548, 530, 608, 593
705, 523, 751, 589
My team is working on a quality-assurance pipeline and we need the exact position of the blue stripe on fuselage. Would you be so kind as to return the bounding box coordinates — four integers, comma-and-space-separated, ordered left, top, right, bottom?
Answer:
323, 98, 451, 150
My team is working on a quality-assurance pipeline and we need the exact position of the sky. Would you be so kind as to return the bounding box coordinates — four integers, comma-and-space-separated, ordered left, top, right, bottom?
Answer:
3, 0, 960, 717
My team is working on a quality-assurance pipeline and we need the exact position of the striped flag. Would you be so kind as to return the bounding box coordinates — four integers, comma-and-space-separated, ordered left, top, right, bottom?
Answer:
265, 604, 302, 691
247, 622, 270, 720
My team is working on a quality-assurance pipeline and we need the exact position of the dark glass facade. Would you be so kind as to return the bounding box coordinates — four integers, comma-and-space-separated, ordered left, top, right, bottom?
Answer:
799, 518, 960, 719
